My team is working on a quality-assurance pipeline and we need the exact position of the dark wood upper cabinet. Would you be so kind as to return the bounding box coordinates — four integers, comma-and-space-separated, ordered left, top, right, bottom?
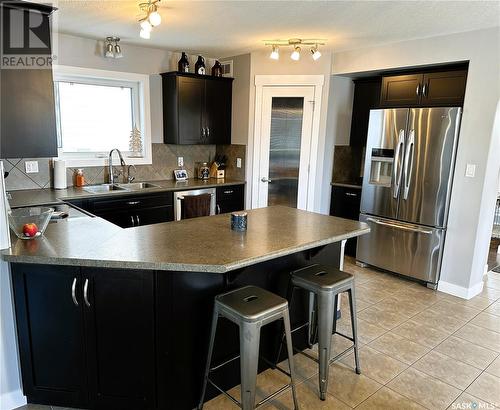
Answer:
0, 2, 58, 158
380, 69, 467, 108
161, 72, 233, 145
11, 264, 89, 408
420, 70, 467, 106
349, 78, 381, 146
380, 74, 422, 107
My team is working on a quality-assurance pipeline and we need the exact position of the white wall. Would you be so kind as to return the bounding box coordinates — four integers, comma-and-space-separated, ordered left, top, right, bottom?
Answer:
245, 50, 333, 211
332, 27, 500, 296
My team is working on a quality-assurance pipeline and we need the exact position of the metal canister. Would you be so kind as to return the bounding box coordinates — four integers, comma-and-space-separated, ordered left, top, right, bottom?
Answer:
231, 211, 247, 232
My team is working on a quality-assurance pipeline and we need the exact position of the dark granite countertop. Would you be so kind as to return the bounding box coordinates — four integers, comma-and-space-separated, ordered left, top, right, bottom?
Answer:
1, 206, 369, 273
8, 178, 246, 208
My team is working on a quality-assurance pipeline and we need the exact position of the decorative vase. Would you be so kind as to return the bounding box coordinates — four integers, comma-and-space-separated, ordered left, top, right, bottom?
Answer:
195, 56, 206, 75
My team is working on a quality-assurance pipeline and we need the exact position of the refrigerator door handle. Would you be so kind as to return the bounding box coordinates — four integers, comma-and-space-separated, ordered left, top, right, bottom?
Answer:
366, 217, 433, 235
392, 129, 405, 199
403, 129, 415, 200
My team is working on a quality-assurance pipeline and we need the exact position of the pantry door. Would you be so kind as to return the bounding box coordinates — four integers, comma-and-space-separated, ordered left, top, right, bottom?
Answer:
256, 86, 315, 210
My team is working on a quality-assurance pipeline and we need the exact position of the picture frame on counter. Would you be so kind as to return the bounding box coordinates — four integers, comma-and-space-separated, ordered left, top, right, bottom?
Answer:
174, 169, 188, 181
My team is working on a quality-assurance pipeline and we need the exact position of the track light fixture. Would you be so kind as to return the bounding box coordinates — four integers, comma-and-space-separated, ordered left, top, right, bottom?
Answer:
104, 37, 123, 59
264, 38, 326, 61
138, 0, 161, 39
270, 45, 279, 60
311, 45, 321, 61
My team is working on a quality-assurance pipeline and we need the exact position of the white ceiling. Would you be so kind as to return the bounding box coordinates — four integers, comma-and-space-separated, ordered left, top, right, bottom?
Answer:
51, 0, 500, 57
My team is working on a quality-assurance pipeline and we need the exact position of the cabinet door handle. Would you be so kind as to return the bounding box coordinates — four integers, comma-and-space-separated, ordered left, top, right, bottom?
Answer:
206, 127, 210, 139
126, 201, 140, 206
131, 215, 135, 227
71, 277, 79, 307
345, 192, 358, 197
136, 215, 140, 226
422, 82, 428, 97
83, 279, 91, 307
201, 128, 206, 140
216, 204, 221, 214
223, 190, 234, 194
416, 83, 421, 96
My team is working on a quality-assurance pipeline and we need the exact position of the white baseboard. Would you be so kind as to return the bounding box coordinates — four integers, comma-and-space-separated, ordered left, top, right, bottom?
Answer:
437, 280, 484, 300
0, 389, 26, 410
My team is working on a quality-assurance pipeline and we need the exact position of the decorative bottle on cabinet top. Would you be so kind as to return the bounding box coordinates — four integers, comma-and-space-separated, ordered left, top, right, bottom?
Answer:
195, 56, 206, 75
178, 52, 189, 73
211, 60, 222, 77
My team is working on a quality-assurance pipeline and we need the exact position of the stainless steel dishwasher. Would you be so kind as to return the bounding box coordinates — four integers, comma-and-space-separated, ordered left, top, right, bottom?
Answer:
173, 188, 216, 221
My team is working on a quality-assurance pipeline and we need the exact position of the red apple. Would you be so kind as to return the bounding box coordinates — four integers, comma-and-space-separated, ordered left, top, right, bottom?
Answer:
22, 223, 39, 237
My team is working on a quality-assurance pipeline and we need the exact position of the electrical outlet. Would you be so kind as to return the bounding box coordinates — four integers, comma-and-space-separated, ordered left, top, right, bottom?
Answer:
25, 161, 39, 174
236, 158, 242, 168
465, 163, 476, 178
177, 157, 184, 167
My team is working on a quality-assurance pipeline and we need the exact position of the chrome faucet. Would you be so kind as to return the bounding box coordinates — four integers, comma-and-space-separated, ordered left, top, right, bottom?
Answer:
108, 148, 126, 185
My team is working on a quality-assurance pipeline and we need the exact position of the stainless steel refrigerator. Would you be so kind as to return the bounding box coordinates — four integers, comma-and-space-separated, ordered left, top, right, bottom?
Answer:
356, 107, 462, 286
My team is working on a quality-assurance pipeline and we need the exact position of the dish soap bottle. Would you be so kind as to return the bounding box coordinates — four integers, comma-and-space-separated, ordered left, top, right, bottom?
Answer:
75, 169, 85, 187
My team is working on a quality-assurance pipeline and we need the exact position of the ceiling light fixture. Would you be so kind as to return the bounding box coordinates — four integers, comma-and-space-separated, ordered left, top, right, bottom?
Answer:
311, 45, 321, 61
291, 46, 301, 61
264, 39, 326, 61
104, 37, 123, 59
270, 45, 279, 60
138, 0, 161, 39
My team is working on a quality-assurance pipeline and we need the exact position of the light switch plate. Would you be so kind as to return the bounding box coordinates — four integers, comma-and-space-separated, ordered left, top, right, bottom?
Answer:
236, 158, 242, 168
25, 161, 39, 174
177, 157, 184, 167
465, 163, 476, 178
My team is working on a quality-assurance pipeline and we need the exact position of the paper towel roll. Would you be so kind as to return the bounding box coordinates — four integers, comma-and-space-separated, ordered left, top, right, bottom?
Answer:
53, 160, 67, 189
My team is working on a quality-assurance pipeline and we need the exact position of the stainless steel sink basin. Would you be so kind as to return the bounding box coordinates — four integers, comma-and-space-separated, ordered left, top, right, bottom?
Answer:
117, 182, 160, 190
83, 184, 128, 194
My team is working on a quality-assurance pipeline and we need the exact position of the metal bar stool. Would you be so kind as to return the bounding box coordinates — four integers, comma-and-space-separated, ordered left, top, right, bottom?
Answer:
277, 264, 360, 401
198, 285, 299, 410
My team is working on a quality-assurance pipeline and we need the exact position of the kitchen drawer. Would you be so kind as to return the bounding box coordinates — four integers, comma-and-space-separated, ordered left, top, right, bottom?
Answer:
91, 192, 173, 213
216, 184, 244, 202
330, 186, 362, 220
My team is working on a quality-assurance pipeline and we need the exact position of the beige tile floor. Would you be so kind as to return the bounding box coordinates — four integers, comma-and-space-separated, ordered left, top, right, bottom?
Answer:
14, 258, 500, 410
204, 257, 500, 410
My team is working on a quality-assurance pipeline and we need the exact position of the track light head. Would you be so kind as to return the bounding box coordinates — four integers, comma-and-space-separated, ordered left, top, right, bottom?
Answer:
290, 46, 301, 61
311, 45, 321, 60
148, 5, 161, 26
270, 45, 279, 60
140, 28, 151, 39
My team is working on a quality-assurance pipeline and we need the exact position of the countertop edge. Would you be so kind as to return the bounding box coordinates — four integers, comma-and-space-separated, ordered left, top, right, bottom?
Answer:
1, 224, 370, 273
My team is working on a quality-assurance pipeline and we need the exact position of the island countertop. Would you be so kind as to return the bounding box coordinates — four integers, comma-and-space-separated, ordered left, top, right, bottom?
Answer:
1, 206, 369, 273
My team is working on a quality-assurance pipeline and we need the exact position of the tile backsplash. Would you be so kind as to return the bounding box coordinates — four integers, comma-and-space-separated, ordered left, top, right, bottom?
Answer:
332, 145, 365, 185
3, 143, 246, 191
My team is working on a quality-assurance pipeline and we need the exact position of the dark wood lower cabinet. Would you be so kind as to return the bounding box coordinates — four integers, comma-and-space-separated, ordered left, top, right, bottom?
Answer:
11, 264, 88, 407
10, 243, 341, 409
11, 264, 155, 409
83, 268, 155, 409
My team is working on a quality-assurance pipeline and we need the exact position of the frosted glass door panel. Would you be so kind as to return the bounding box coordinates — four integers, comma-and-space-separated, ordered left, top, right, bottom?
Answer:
268, 97, 304, 207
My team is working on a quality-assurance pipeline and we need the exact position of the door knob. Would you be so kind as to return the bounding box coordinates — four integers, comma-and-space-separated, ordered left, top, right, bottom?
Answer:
261, 177, 272, 183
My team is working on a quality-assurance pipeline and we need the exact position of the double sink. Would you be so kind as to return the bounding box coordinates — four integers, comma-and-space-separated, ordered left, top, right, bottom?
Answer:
83, 182, 160, 194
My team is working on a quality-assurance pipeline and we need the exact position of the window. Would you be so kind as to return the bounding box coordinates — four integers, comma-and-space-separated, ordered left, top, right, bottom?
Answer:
53, 66, 152, 167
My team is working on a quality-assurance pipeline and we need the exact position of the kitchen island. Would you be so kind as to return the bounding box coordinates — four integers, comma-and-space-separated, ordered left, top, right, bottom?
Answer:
2, 206, 369, 409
